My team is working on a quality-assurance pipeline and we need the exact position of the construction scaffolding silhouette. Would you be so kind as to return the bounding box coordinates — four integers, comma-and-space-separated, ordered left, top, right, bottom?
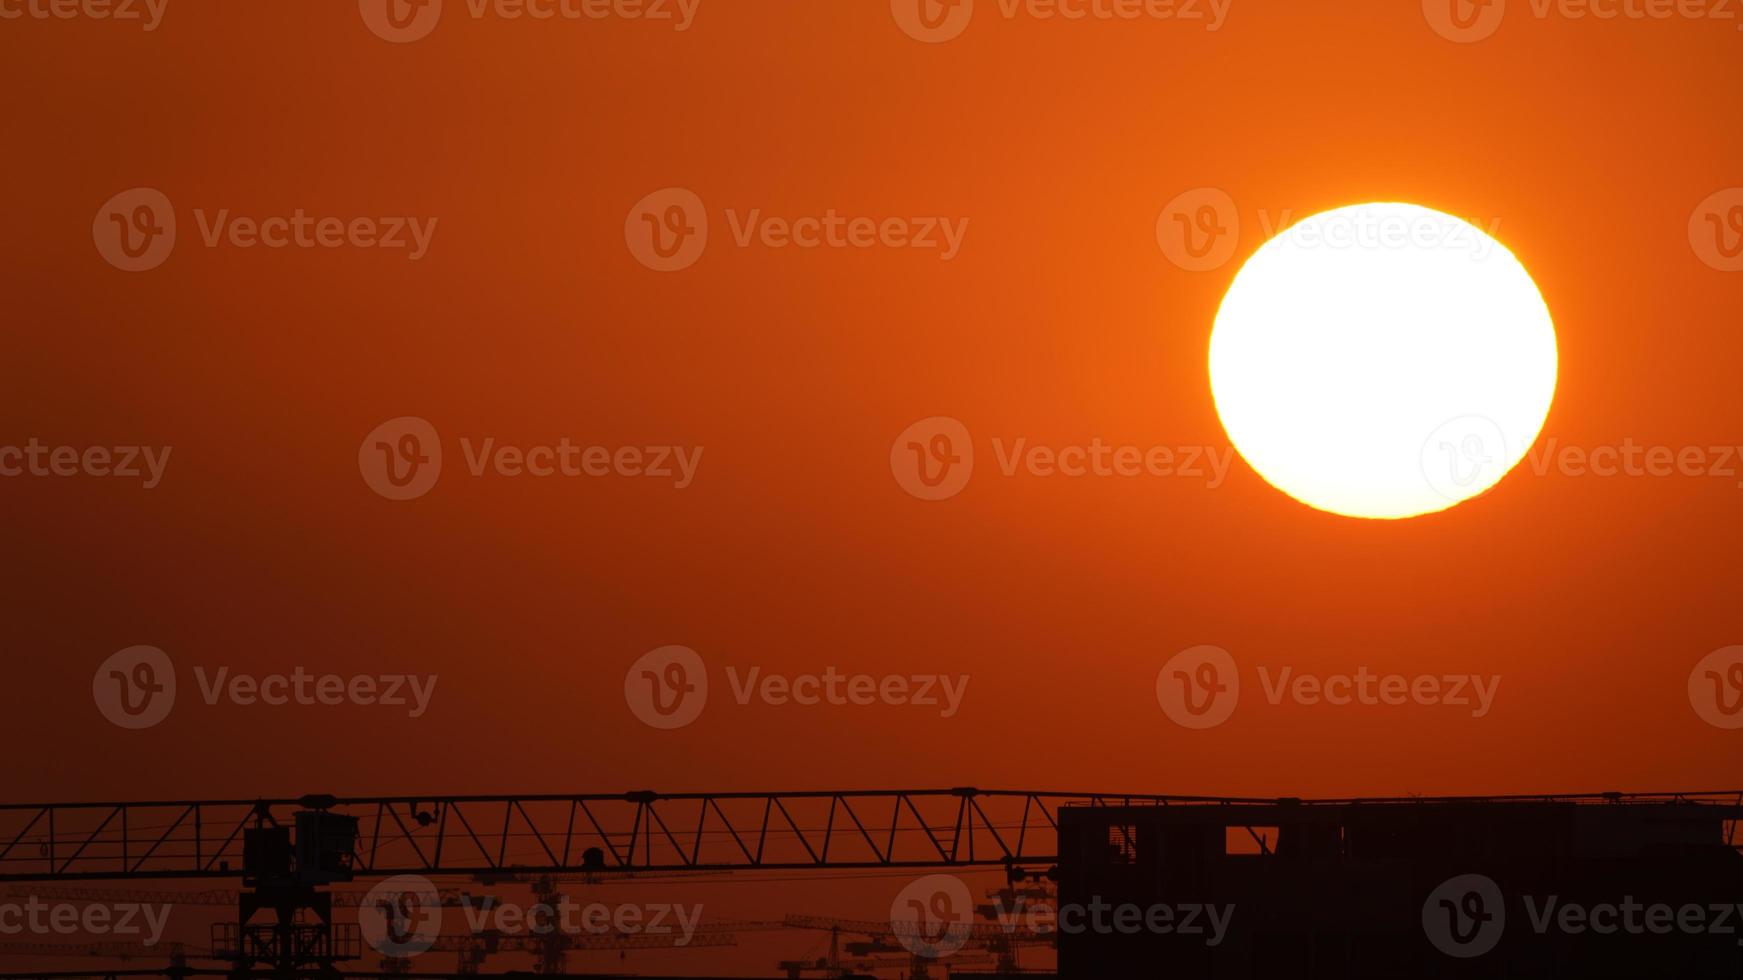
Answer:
0, 789, 1738, 979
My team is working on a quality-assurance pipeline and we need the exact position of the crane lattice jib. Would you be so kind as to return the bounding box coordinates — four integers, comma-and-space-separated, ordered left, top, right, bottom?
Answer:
1, 789, 1736, 883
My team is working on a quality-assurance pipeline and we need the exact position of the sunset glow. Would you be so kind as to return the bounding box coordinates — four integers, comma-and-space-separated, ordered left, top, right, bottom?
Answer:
1210, 203, 1559, 519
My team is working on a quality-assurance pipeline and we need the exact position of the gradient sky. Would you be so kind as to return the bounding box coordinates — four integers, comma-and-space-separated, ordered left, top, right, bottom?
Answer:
2, 0, 1740, 972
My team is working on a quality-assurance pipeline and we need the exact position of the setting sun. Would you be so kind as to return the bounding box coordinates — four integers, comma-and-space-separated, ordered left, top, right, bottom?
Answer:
9, 6, 1743, 979
1209, 203, 1559, 520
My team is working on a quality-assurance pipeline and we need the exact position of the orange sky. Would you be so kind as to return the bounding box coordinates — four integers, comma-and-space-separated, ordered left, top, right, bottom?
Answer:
2, 0, 1741, 972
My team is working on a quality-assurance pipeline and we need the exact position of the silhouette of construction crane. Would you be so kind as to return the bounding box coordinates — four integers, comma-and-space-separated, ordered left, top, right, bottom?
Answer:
0, 916, 743, 977
0, 790, 1129, 881
429, 925, 736, 976
781, 914, 1051, 980
0, 939, 207, 964
778, 938, 1001, 980
1, 788, 1737, 979
424, 872, 781, 976
7, 884, 488, 910
5, 867, 772, 976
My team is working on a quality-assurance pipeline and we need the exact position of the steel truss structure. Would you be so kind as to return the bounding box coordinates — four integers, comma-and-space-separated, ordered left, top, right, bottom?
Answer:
0, 789, 1736, 883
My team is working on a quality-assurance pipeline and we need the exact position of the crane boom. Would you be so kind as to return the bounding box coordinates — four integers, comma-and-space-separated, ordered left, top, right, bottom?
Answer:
0, 789, 1190, 883
0, 789, 1733, 883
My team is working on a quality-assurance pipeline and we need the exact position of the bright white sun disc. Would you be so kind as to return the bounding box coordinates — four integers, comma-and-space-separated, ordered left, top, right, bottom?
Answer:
1209, 202, 1558, 520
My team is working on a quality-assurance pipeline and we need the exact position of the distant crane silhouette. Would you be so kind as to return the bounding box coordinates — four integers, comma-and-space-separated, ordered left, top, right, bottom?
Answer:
782, 914, 1052, 980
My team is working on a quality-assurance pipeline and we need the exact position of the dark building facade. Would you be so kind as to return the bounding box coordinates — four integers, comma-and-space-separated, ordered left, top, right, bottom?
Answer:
1055, 794, 1743, 979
